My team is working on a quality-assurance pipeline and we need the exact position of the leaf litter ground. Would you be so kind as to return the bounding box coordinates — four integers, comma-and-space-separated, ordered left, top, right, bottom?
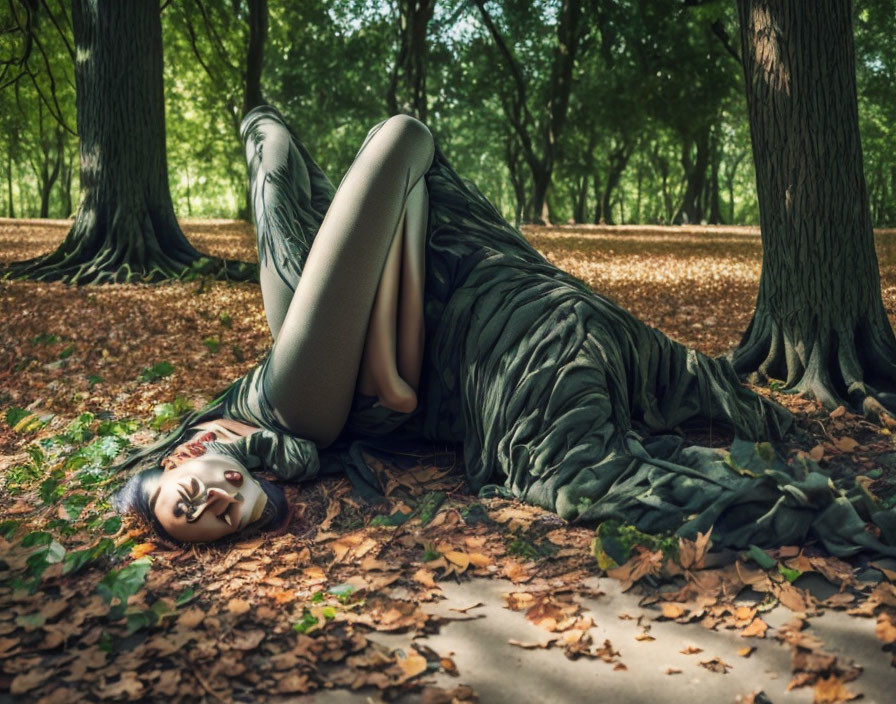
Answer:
1, 220, 896, 703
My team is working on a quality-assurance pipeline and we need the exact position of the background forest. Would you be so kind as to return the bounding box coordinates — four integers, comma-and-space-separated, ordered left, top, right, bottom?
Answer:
3, 0, 895, 228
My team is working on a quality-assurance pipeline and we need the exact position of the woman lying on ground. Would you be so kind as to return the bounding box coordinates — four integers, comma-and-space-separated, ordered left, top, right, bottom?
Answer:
113, 106, 896, 558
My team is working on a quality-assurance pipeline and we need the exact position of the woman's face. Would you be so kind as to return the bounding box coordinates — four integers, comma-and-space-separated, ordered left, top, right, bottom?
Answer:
151, 454, 268, 543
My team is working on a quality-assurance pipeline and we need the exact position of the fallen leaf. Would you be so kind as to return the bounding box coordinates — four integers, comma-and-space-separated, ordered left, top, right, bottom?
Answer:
875, 612, 896, 644
813, 674, 860, 703
741, 618, 768, 638
699, 656, 732, 673
660, 602, 687, 619
227, 598, 251, 615
396, 650, 428, 682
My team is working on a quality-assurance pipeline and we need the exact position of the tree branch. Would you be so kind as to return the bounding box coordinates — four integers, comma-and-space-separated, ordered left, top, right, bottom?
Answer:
469, 0, 538, 169
40, 0, 74, 61
711, 19, 741, 64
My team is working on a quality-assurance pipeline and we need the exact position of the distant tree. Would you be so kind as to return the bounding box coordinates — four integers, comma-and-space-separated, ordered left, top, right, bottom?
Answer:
387, 0, 435, 120
732, 0, 896, 417
471, 0, 591, 225
3, 0, 252, 283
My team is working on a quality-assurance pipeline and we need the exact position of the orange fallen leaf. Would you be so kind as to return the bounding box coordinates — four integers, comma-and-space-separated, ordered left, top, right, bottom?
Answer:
660, 602, 687, 619
129, 542, 156, 559
396, 650, 428, 682
443, 551, 471, 571
741, 618, 768, 638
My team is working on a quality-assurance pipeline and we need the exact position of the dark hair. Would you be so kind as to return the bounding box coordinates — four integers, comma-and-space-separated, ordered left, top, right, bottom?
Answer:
111, 467, 291, 548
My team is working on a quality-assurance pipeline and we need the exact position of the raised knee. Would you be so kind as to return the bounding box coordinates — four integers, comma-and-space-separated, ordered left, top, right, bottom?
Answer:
384, 114, 432, 143
379, 115, 435, 179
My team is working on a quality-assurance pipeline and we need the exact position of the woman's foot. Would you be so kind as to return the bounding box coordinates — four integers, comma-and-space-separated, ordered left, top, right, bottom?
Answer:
375, 374, 418, 414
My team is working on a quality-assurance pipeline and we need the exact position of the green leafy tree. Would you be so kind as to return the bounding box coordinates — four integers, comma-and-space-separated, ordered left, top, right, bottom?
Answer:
3, 0, 253, 283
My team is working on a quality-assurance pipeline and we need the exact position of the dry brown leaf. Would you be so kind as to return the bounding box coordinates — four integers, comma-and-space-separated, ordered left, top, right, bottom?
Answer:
875, 611, 896, 644
832, 436, 859, 453
660, 602, 687, 619
176, 607, 205, 629
396, 650, 428, 682
413, 568, 438, 588
699, 656, 732, 673
741, 618, 768, 638
813, 675, 860, 703
443, 551, 471, 571
227, 598, 251, 615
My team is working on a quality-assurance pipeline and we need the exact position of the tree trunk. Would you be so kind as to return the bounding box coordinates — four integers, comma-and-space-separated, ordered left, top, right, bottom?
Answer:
599, 146, 630, 225
706, 130, 723, 224
634, 163, 643, 223
592, 171, 602, 224
673, 127, 710, 224
504, 133, 527, 228
59, 146, 74, 217
386, 0, 434, 121
733, 0, 896, 415
241, 0, 267, 118
572, 172, 588, 223
6, 148, 14, 219
4, 0, 252, 284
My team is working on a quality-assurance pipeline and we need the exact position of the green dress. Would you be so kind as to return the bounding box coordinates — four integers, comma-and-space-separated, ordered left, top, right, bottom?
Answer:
117, 106, 896, 558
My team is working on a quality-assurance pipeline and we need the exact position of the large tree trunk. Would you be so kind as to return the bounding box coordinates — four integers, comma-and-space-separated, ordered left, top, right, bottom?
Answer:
4, 0, 252, 284
733, 0, 896, 415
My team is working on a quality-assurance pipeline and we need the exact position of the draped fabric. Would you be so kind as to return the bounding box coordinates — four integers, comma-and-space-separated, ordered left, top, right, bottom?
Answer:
114, 106, 896, 557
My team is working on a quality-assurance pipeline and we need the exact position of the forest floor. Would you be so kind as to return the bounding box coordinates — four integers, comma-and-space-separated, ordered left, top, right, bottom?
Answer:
1, 220, 895, 703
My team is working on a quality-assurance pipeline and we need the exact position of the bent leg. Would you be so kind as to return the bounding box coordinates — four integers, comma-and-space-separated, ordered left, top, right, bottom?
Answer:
241, 106, 336, 340
262, 115, 435, 448
357, 175, 428, 412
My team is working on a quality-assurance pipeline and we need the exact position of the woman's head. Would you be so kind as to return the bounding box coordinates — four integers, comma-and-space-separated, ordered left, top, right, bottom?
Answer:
112, 454, 290, 545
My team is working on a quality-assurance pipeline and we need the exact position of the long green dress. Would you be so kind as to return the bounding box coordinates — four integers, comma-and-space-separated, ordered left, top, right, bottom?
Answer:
117, 105, 896, 558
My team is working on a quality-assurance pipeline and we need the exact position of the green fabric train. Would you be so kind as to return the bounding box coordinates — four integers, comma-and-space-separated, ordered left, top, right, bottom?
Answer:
114, 105, 896, 559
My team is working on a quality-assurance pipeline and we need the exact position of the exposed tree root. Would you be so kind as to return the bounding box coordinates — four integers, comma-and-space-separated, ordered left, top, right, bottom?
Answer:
1, 210, 257, 285
731, 310, 896, 425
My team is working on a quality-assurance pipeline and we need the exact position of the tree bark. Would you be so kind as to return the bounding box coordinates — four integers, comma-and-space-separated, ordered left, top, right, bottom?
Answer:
4, 0, 252, 284
599, 144, 630, 225
241, 0, 267, 118
6, 148, 14, 219
386, 0, 434, 121
673, 127, 710, 224
733, 0, 896, 415
573, 172, 588, 223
